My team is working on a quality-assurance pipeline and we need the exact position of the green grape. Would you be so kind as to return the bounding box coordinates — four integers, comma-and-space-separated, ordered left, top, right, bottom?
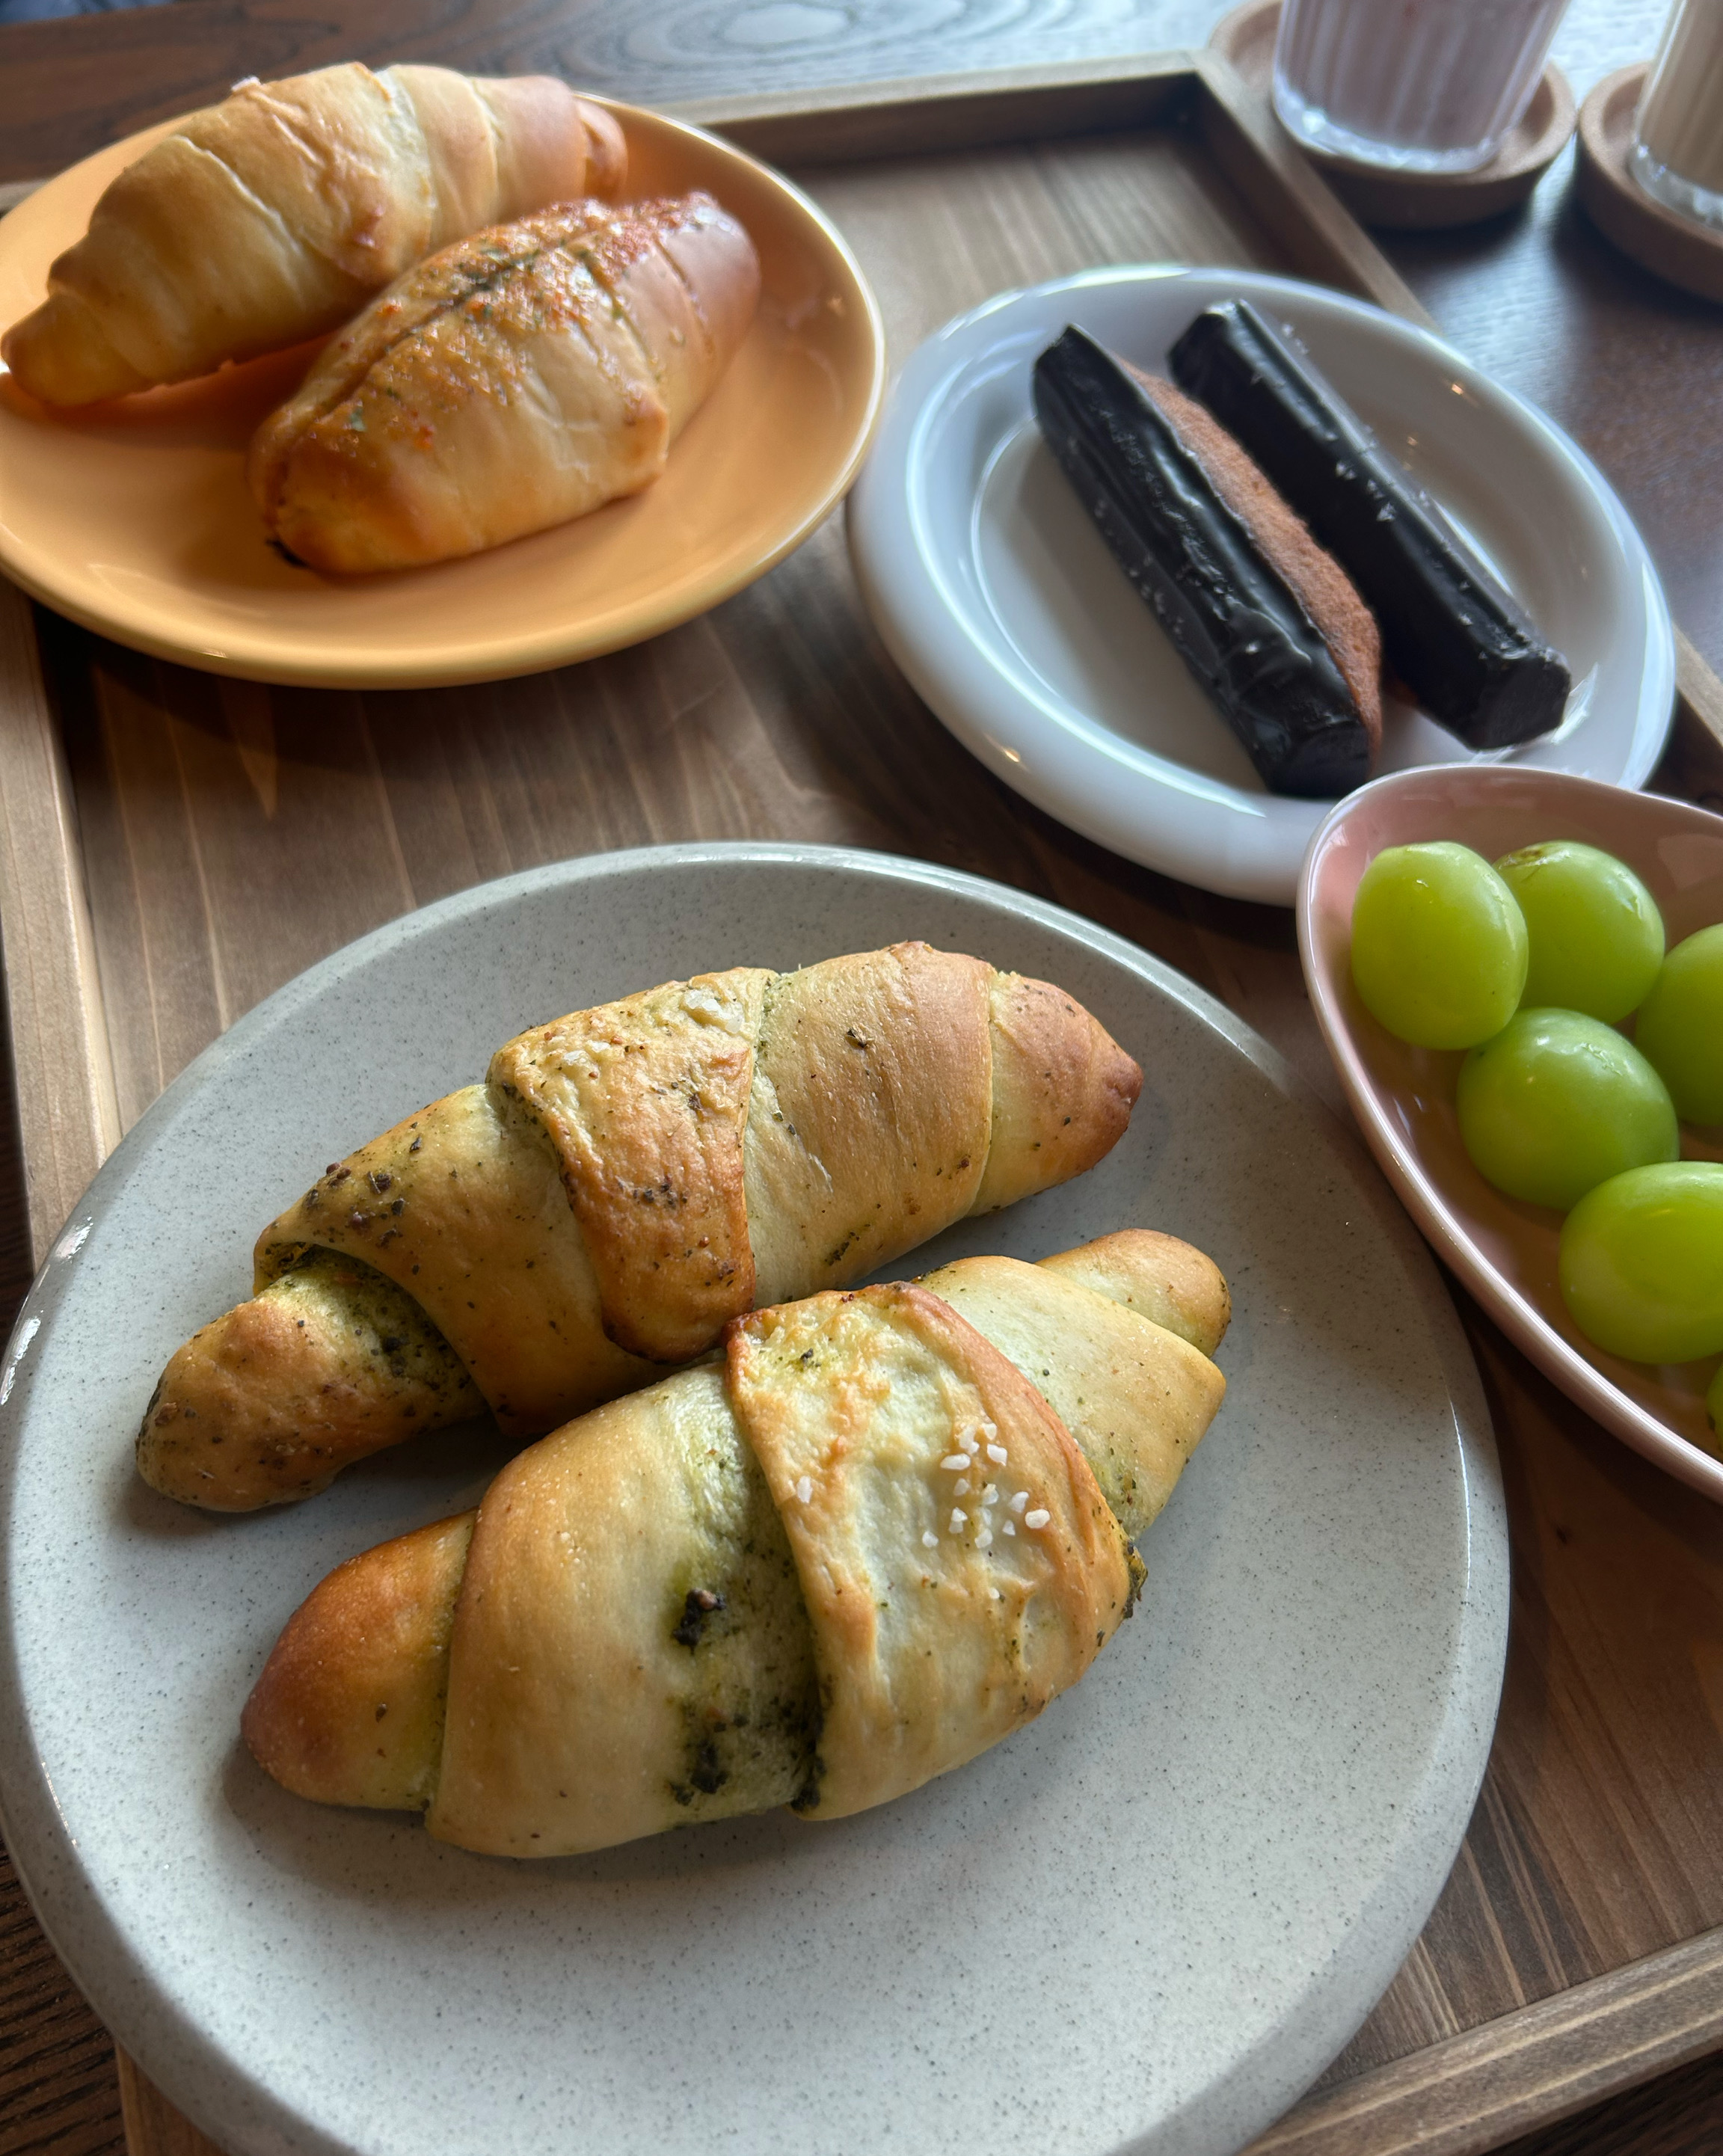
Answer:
1634, 923, 1723, 1125
1493, 841, 1664, 1022
1458, 1010, 1678, 1210
1559, 1161, 1723, 1363
1351, 842, 1528, 1050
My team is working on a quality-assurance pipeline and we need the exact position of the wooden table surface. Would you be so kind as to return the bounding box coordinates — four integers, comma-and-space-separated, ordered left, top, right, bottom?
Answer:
2, 5, 1723, 2156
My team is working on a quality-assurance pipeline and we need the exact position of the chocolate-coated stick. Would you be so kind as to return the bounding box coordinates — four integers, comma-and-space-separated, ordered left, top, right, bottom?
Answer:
1171, 300, 1570, 751
1033, 325, 1375, 799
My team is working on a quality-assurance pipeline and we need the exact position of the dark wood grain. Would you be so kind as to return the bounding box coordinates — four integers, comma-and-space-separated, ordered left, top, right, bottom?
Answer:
0, 1843, 123, 2156
0, 0, 1185, 182
1253, 1918, 1723, 2154
3, 10, 1723, 2156
1499, 2052, 1723, 2156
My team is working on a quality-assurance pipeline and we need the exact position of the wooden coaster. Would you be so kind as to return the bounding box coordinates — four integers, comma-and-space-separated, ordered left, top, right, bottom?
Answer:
1209, 0, 1575, 229
1576, 63, 1723, 304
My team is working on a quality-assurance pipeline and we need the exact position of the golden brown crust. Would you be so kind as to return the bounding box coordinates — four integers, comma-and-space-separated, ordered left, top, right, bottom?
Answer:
136, 1251, 482, 1510
242, 1511, 473, 1809
1038, 1228, 1231, 1357
242, 1230, 1226, 1846
393, 70, 623, 245
489, 969, 772, 1363
248, 204, 621, 500
255, 1084, 656, 1434
972, 972, 1143, 1212
1130, 371, 1382, 758
153, 946, 1140, 1511
571, 99, 627, 199
925, 1250, 1226, 1536
427, 1366, 820, 1856
726, 1283, 1133, 1820
250, 192, 761, 573
743, 943, 995, 1304
2, 64, 629, 408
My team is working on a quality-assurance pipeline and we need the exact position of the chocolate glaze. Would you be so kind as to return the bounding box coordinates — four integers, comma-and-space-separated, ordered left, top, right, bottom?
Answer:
1032, 325, 1374, 799
1170, 300, 1570, 751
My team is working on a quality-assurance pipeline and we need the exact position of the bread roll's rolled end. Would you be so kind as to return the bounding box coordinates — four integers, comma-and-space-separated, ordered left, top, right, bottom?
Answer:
1, 288, 152, 408
574, 97, 628, 198
136, 1252, 482, 1511
249, 416, 449, 577
242, 1512, 471, 1810
972, 973, 1142, 1213
459, 75, 627, 215
658, 200, 762, 406
1041, 1227, 1231, 1357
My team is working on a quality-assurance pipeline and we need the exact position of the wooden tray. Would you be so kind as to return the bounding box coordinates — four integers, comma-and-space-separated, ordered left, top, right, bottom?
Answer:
3, 52, 1723, 2156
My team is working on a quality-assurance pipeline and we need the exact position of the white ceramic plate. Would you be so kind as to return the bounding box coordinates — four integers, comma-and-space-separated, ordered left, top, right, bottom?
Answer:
847, 267, 1675, 905
0, 845, 1505, 2156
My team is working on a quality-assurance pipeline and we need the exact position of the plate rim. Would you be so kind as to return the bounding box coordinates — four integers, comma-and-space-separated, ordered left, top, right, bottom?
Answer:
847, 262, 1677, 906
1295, 765, 1723, 1503
0, 839, 1509, 2156
0, 102, 887, 689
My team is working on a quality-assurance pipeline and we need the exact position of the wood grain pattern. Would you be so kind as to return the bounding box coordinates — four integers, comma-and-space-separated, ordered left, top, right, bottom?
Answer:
1498, 2048, 1723, 2156
0, 582, 119, 1259
1247, 1925, 1723, 2156
1, 31, 1723, 2156
0, 0, 1217, 183
1677, 629, 1723, 759
113, 2057, 220, 2156
685, 46, 1417, 325
0, 1842, 123, 2156
1306, 1283, 1723, 2083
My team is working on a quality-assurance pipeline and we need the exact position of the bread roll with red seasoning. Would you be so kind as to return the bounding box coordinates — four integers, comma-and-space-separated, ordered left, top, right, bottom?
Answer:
242, 1229, 1228, 1853
248, 192, 760, 572
137, 943, 1143, 1511
3, 64, 626, 406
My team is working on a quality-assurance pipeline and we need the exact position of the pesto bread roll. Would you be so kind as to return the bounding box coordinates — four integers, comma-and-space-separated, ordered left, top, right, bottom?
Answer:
247, 191, 760, 572
138, 942, 1144, 1511
242, 1229, 1229, 1854
3, 64, 627, 406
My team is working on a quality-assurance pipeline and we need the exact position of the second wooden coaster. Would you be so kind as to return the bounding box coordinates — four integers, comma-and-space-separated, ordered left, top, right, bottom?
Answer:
1210, 0, 1575, 230
1576, 63, 1723, 304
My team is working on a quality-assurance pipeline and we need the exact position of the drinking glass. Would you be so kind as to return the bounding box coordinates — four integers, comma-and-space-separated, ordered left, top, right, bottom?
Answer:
1273, 0, 1572, 174
1633, 0, 1723, 230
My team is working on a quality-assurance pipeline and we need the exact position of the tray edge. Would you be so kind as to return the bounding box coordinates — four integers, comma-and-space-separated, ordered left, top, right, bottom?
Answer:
1244, 1922, 1723, 2156
0, 46, 1717, 2156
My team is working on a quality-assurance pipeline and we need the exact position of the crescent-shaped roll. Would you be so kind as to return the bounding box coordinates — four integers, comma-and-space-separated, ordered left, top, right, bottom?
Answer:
242, 1229, 1229, 1854
245, 191, 761, 572
2, 64, 627, 407
138, 943, 1143, 1512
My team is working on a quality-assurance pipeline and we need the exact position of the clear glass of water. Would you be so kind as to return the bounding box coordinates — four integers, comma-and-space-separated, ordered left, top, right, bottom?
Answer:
1273, 0, 1572, 174
1633, 0, 1723, 231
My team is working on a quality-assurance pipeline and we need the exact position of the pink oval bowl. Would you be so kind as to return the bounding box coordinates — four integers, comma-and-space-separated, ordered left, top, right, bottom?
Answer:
1297, 765, 1723, 1502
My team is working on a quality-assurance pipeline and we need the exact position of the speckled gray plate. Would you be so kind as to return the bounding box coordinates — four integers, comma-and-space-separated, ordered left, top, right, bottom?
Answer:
0, 844, 1505, 2156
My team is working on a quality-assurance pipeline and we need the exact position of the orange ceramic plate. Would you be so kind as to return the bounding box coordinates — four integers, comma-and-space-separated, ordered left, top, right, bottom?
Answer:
0, 102, 885, 687
1299, 765, 1723, 1500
